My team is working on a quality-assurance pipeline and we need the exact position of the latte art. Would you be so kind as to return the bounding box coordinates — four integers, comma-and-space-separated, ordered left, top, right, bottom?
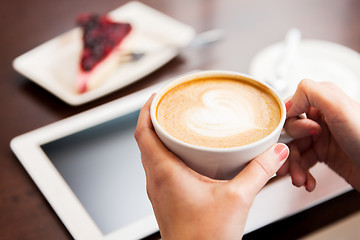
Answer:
186, 89, 260, 138
156, 77, 281, 148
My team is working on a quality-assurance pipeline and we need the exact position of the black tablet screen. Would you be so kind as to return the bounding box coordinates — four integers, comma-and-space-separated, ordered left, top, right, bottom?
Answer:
42, 110, 153, 234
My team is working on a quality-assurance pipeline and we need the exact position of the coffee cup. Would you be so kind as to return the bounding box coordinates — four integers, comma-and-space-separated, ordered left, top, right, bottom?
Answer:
150, 70, 286, 180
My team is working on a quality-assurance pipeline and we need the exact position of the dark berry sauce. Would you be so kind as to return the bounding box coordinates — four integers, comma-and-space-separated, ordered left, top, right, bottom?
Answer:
77, 13, 132, 71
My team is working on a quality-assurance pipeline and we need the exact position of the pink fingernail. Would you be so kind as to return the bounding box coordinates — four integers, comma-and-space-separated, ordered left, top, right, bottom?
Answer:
285, 99, 292, 112
309, 130, 320, 136
274, 144, 289, 161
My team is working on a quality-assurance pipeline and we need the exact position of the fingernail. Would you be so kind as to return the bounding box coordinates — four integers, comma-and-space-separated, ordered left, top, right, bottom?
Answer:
274, 144, 289, 162
309, 130, 320, 136
285, 99, 292, 112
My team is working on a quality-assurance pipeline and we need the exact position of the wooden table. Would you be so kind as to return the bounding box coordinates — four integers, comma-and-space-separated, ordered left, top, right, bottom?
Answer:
1, 0, 360, 239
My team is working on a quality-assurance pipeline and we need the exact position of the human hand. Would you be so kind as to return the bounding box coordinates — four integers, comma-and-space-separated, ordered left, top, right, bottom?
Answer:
278, 79, 360, 192
135, 95, 289, 239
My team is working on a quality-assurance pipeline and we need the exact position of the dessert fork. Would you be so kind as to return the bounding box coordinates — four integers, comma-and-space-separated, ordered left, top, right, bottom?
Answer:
122, 29, 224, 61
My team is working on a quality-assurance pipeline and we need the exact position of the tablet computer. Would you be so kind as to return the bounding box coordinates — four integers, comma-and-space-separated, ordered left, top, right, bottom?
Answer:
11, 79, 352, 239
11, 83, 163, 240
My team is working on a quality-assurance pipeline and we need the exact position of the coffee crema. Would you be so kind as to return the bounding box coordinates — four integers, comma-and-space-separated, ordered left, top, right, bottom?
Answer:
156, 77, 281, 148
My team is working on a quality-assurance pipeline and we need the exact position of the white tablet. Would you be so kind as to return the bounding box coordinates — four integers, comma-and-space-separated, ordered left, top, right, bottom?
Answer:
11, 79, 352, 239
10, 82, 164, 240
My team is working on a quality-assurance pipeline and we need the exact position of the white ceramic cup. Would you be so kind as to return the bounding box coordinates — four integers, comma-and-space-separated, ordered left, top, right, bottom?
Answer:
150, 70, 286, 180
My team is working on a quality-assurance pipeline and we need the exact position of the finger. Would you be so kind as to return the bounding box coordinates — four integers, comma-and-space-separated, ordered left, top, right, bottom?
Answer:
231, 143, 289, 198
289, 145, 319, 188
276, 157, 289, 176
305, 171, 316, 192
284, 117, 322, 139
135, 94, 161, 159
306, 107, 323, 122
276, 138, 313, 176
135, 95, 162, 173
288, 144, 307, 187
136, 94, 155, 132
134, 95, 184, 175
300, 147, 319, 170
286, 79, 347, 118
292, 137, 313, 153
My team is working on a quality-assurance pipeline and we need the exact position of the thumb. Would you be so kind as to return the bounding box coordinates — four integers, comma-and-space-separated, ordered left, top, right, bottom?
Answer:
230, 143, 289, 199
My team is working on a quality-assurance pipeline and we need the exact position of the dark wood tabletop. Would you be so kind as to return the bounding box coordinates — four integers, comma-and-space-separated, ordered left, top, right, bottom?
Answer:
1, 0, 360, 239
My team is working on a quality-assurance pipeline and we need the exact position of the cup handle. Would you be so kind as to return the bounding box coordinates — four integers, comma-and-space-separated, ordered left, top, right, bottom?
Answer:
278, 130, 293, 144
279, 113, 308, 144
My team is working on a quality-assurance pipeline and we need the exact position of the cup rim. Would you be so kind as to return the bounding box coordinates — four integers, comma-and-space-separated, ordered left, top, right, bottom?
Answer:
150, 70, 286, 153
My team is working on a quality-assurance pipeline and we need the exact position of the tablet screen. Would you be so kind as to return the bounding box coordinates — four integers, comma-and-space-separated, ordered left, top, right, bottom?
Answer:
42, 110, 153, 235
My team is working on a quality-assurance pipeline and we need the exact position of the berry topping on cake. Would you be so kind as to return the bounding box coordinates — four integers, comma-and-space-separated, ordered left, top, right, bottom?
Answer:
76, 13, 132, 93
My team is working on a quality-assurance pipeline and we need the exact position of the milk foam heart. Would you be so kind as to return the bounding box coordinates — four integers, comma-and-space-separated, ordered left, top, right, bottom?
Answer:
186, 89, 259, 138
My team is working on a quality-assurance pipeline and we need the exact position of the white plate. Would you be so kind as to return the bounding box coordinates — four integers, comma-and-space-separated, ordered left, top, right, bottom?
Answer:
249, 39, 360, 100
12, 1, 195, 106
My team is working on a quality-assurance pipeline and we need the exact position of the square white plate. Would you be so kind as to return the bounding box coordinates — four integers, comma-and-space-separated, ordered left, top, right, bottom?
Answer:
12, 1, 195, 106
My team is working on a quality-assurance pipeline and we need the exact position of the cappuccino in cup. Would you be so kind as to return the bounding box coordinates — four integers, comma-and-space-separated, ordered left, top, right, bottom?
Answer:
150, 70, 286, 179
156, 77, 281, 148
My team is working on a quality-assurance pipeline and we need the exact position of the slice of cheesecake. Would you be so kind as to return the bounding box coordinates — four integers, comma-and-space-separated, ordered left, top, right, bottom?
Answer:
76, 13, 132, 93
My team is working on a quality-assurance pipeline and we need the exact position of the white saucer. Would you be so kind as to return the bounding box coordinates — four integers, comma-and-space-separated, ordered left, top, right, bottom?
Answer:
249, 39, 360, 100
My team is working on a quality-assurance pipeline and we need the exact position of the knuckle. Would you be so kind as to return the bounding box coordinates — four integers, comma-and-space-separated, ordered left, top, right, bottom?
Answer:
133, 127, 142, 142
253, 157, 273, 178
146, 183, 154, 200
152, 163, 177, 187
145, 170, 167, 200
298, 79, 311, 89
225, 186, 252, 207
134, 126, 147, 144
146, 180, 160, 204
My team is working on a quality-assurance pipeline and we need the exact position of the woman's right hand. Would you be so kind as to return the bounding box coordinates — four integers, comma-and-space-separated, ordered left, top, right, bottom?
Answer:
278, 79, 360, 192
